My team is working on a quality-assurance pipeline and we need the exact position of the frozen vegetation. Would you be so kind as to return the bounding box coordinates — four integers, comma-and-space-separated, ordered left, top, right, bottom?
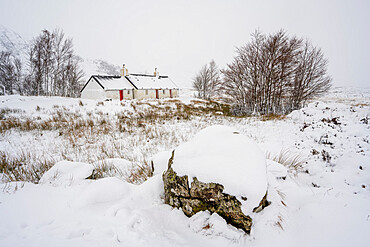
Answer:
0, 87, 369, 246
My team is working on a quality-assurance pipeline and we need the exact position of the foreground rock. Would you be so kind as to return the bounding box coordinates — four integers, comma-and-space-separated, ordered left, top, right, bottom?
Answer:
163, 154, 253, 233
162, 125, 269, 234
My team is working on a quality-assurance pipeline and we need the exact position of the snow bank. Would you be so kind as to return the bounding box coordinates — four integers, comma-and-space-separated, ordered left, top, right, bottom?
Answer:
172, 125, 267, 214
189, 211, 245, 240
40, 160, 94, 185
70, 177, 132, 208
151, 150, 173, 175
266, 159, 288, 179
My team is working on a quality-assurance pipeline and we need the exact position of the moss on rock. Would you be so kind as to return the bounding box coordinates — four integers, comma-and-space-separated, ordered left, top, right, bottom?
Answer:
162, 150, 256, 234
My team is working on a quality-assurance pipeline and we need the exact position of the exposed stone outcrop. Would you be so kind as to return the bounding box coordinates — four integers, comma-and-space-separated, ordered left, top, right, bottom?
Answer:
252, 192, 270, 213
163, 151, 254, 234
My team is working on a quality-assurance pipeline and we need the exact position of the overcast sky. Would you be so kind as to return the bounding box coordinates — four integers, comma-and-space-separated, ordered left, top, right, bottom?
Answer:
0, 0, 369, 88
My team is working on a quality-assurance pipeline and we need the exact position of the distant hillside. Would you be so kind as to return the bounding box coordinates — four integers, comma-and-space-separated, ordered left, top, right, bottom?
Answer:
80, 59, 120, 82
0, 25, 28, 56
0, 25, 120, 85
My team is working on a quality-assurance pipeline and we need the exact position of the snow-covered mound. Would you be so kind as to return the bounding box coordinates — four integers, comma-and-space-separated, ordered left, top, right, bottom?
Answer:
70, 177, 132, 208
172, 125, 267, 214
266, 159, 288, 179
40, 161, 94, 185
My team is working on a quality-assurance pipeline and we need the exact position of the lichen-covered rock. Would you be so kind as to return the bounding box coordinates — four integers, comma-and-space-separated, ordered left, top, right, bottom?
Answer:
162, 126, 270, 234
163, 151, 253, 233
170, 125, 268, 213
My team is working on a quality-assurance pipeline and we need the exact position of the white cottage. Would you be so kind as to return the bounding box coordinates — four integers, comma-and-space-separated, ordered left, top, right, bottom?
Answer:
80, 66, 179, 100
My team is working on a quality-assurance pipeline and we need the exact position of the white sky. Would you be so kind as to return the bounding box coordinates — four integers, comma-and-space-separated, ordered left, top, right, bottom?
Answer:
0, 0, 369, 88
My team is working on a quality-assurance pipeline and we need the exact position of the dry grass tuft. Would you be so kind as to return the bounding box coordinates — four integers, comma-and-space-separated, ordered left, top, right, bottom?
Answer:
266, 149, 307, 175
351, 103, 369, 107
0, 108, 24, 120
126, 160, 154, 184
166, 99, 181, 103
0, 151, 55, 183
275, 214, 285, 231
89, 161, 124, 180
260, 114, 287, 121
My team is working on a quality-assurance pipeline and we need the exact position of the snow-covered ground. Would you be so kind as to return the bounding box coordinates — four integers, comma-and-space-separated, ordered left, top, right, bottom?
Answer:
0, 87, 369, 246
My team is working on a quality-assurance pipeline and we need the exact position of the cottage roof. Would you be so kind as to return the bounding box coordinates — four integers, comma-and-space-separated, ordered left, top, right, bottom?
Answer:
94, 75, 135, 90
81, 74, 178, 92
127, 74, 178, 89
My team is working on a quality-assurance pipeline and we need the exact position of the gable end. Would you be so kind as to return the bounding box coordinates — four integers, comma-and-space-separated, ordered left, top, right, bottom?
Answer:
80, 76, 105, 92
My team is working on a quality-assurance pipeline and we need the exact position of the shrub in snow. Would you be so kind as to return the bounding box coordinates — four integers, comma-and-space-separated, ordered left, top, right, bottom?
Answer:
162, 125, 269, 234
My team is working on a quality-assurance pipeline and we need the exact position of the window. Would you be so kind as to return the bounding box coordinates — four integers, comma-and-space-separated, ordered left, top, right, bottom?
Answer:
163, 89, 165, 94
127, 90, 130, 94
145, 90, 148, 95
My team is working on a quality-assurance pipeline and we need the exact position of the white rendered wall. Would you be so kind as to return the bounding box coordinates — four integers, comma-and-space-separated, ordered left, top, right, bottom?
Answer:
106, 89, 134, 100
81, 78, 106, 100
134, 89, 157, 99
124, 89, 134, 100
105, 91, 119, 100
171, 89, 179, 98
133, 89, 179, 99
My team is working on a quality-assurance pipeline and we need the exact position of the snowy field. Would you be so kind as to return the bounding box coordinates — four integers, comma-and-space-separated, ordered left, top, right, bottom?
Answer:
0, 87, 369, 247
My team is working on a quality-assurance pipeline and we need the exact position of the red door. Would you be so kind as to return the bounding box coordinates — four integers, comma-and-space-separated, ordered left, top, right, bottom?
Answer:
155, 89, 159, 99
119, 90, 123, 101
170, 89, 173, 98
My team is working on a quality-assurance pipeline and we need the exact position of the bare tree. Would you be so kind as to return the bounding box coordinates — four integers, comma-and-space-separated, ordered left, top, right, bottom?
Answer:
290, 40, 332, 110
26, 28, 83, 97
193, 60, 221, 100
0, 51, 23, 95
221, 29, 331, 115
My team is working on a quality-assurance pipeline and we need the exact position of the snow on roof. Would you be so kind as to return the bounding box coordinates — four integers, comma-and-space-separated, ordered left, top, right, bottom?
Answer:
84, 74, 178, 91
92, 75, 135, 90
172, 125, 268, 215
126, 74, 178, 89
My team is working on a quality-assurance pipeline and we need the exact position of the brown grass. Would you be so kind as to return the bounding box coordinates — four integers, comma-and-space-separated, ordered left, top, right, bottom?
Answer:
126, 160, 154, 184
202, 223, 213, 230
0, 150, 55, 183
166, 99, 181, 103
260, 114, 287, 121
352, 103, 369, 107
275, 215, 285, 231
266, 149, 307, 175
0, 99, 248, 184
88, 160, 124, 180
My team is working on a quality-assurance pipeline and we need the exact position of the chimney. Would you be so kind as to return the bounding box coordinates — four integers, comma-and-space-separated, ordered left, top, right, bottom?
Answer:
120, 64, 126, 76
154, 67, 158, 77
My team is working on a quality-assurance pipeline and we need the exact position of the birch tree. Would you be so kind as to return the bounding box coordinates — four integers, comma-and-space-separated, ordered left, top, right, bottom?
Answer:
193, 60, 221, 100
